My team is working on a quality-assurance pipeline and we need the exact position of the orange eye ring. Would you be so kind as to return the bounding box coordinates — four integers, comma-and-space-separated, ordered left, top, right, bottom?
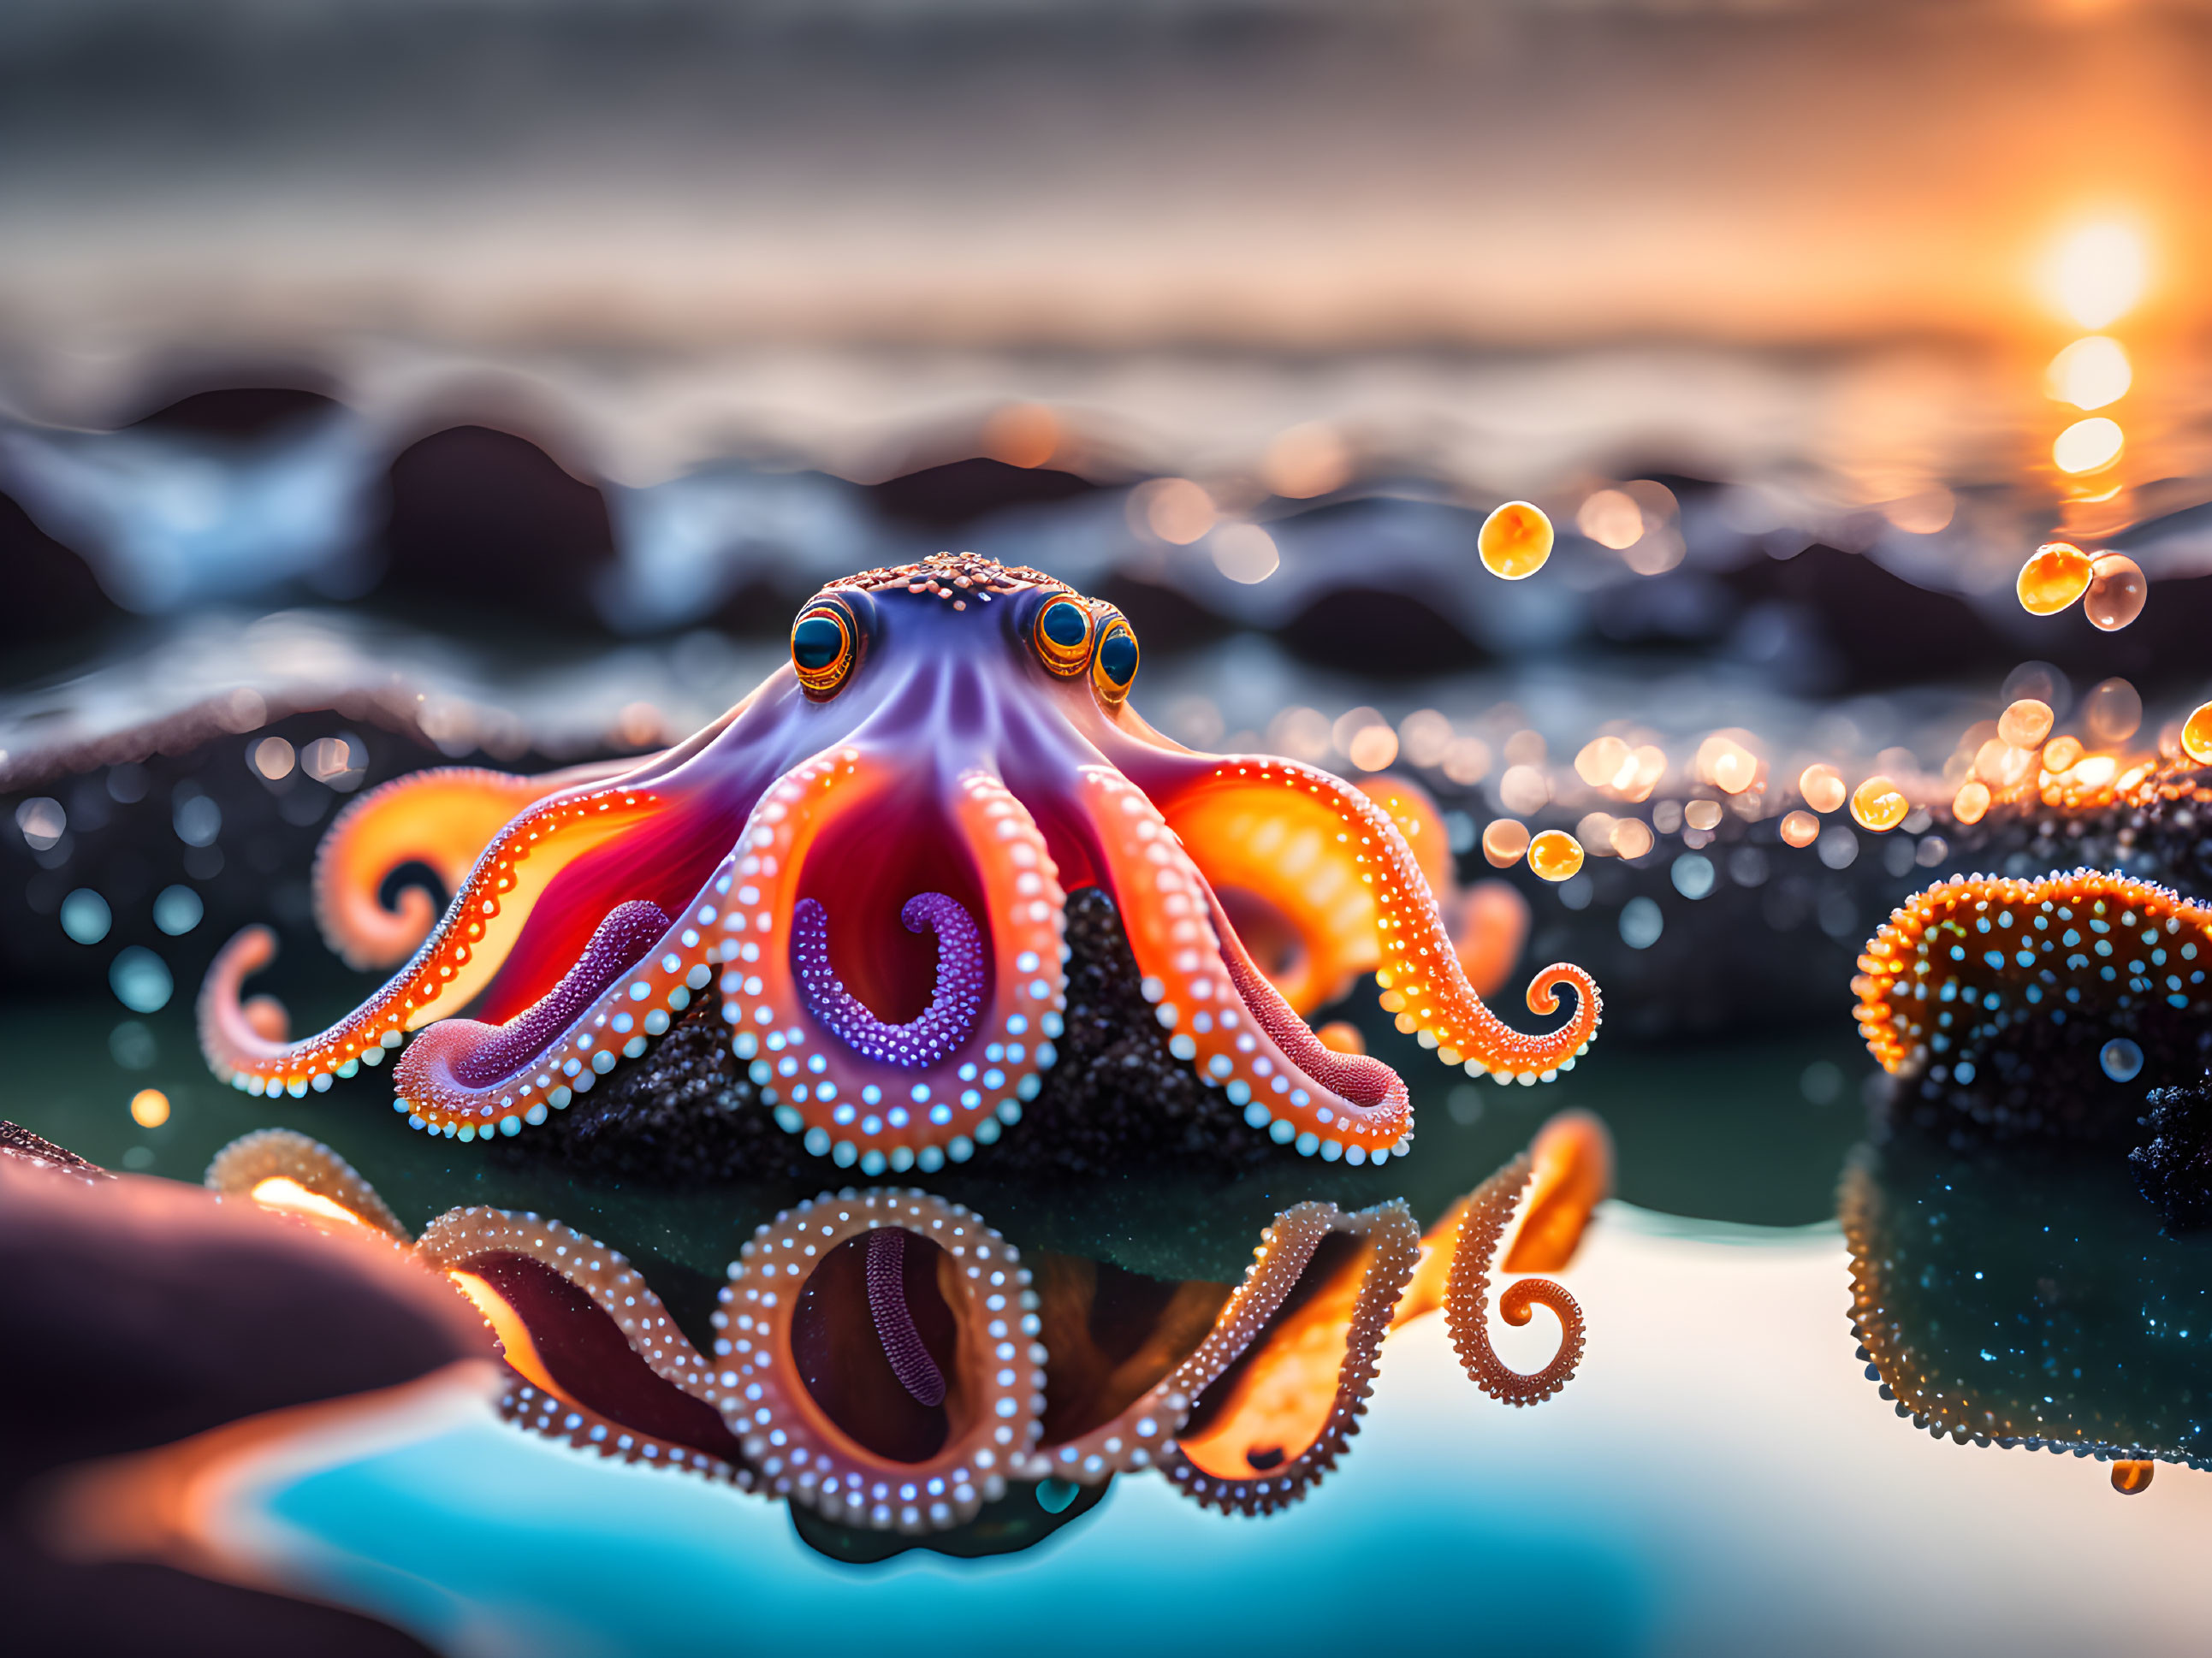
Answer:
1033, 594, 1094, 677
791, 600, 857, 699
1091, 617, 1139, 704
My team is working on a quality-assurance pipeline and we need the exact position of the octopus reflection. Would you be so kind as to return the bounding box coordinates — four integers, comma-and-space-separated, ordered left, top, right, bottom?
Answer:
199, 554, 1598, 1175
205, 1110, 1610, 1551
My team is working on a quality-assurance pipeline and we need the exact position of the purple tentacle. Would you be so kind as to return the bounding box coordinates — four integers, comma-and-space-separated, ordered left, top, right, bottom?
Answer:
792, 891, 984, 1068
866, 1227, 947, 1407
448, 900, 669, 1088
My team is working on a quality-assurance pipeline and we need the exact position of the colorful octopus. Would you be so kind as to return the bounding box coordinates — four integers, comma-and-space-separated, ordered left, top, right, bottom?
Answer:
199, 554, 1600, 1172
204, 1110, 1608, 1535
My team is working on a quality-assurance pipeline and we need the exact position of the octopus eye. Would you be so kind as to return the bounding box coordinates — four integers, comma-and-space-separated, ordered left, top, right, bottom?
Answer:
792, 601, 857, 698
1033, 595, 1094, 677
1092, 619, 1139, 703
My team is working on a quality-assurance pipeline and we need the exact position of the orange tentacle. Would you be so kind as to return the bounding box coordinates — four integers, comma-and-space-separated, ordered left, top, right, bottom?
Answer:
199, 781, 665, 1100
313, 760, 643, 970
1443, 1152, 1587, 1406
1165, 756, 1600, 1084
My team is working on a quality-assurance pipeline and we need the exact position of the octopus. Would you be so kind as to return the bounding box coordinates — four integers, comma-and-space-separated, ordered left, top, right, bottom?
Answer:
1853, 867, 2212, 1140
204, 1110, 1610, 1537
198, 554, 1600, 1172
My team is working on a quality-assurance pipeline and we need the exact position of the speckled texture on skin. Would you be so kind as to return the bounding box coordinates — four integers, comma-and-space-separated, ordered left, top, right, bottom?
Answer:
497, 887, 1271, 1182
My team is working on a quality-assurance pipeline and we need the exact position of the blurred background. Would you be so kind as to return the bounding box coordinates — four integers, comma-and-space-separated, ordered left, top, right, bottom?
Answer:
8, 0, 2212, 1075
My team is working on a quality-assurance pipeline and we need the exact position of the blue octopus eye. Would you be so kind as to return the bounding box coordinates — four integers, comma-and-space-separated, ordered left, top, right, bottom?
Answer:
1034, 596, 1094, 676
791, 601, 857, 697
1092, 619, 1139, 702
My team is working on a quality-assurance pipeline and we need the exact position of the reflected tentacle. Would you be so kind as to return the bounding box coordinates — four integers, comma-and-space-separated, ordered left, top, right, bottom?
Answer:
705, 1188, 1045, 1533
1160, 1199, 1421, 1515
1444, 1152, 1587, 1406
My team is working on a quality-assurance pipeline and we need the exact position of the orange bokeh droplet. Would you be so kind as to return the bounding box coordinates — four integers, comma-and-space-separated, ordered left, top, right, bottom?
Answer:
2017, 542, 2093, 615
1315, 1020, 1367, 1057
2181, 703, 2212, 765
129, 1087, 170, 1128
1481, 819, 1531, 867
1953, 779, 1991, 825
1798, 763, 1846, 814
1684, 799, 1723, 832
1527, 830, 1585, 882
1479, 501, 1555, 581
2112, 1460, 2155, 1495
2042, 735, 2084, 773
1851, 775, 1909, 832
2084, 553, 2146, 631
1997, 699, 2054, 749
1779, 809, 1820, 848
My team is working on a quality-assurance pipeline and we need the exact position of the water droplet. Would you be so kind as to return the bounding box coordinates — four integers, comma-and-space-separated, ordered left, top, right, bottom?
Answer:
1618, 897, 1663, 949
1684, 799, 1723, 832
1779, 809, 1820, 848
1480, 819, 1530, 867
1527, 830, 1584, 883
2112, 1460, 2155, 1495
2042, 736, 2084, 773
110, 947, 173, 1015
129, 1088, 170, 1128
2183, 702, 2212, 766
1998, 699, 2055, 749
1035, 1477, 1080, 1514
59, 888, 111, 945
1669, 854, 1715, 900
1952, 780, 1991, 826
1798, 764, 1846, 814
1478, 501, 1554, 581
2083, 553, 2146, 631
1851, 776, 1909, 832
2100, 1038, 2144, 1083
2016, 542, 2092, 615
152, 885, 205, 936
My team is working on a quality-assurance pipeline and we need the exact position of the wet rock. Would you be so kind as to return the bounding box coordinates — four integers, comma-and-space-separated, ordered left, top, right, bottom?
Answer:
2132, 1075, 2212, 1231
504, 886, 1271, 1184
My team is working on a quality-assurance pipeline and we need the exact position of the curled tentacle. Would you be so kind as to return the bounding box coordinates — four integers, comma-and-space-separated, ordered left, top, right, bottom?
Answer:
391, 900, 674, 1138
705, 1188, 1045, 1534
1146, 755, 1602, 1084
1444, 1152, 1587, 1406
794, 893, 983, 1069
1070, 765, 1409, 1161
865, 1227, 948, 1406
199, 780, 669, 1100
715, 749, 1068, 1175
313, 761, 636, 971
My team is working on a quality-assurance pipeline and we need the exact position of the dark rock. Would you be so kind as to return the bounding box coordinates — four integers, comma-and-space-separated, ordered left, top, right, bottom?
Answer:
504, 885, 1272, 1184
2132, 1075, 2212, 1231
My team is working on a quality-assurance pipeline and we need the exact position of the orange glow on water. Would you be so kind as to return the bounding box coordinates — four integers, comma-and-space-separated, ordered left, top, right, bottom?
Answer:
2054, 417, 2125, 475
2046, 222, 2148, 331
2046, 335, 2132, 410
